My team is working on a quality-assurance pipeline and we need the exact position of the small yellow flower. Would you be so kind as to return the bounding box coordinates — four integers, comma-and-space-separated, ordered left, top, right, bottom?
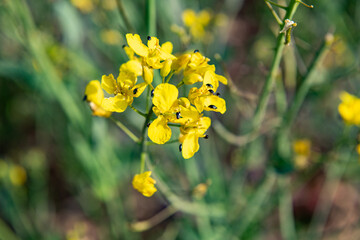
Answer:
100, 30, 122, 45
125, 34, 175, 85
357, 144, 360, 155
132, 171, 157, 197
84, 80, 112, 117
182, 9, 211, 40
188, 71, 226, 114
293, 139, 311, 169
179, 107, 211, 159
70, 0, 94, 13
9, 165, 27, 186
338, 91, 360, 125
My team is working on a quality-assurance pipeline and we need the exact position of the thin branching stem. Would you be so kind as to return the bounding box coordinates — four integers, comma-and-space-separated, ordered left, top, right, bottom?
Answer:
110, 117, 140, 143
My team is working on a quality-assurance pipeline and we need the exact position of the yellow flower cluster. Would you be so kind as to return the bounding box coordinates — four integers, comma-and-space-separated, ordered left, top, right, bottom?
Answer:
85, 33, 227, 159
84, 33, 227, 197
338, 91, 360, 125
172, 9, 228, 44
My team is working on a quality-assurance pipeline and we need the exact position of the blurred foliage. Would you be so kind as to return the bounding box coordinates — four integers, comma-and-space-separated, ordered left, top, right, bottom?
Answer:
0, 0, 360, 239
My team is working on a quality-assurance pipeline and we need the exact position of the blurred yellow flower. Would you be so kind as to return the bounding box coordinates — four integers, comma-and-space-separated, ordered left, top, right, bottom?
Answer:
100, 30, 122, 45
9, 165, 27, 186
338, 91, 360, 125
70, 0, 94, 13
132, 171, 157, 197
292, 139, 311, 169
182, 9, 211, 40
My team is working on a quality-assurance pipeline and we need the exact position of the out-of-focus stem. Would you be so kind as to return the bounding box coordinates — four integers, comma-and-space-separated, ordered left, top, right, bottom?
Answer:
148, 0, 156, 36
279, 176, 297, 240
251, 0, 300, 132
278, 34, 334, 136
115, 0, 135, 33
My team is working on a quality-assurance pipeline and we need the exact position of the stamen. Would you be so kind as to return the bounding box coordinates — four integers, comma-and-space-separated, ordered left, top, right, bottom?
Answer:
147, 36, 151, 40
206, 83, 213, 88
216, 92, 220, 96
133, 88, 138, 95
209, 89, 214, 94
204, 135, 209, 139
151, 90, 154, 97
83, 95, 87, 101
194, 49, 199, 53
122, 44, 126, 48
208, 105, 217, 109
176, 112, 181, 119
147, 122, 151, 127
179, 144, 182, 152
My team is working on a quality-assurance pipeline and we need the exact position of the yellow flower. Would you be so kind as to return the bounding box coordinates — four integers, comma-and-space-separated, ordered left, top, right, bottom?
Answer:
84, 80, 112, 117
172, 51, 228, 86
70, 0, 94, 13
179, 107, 211, 159
100, 29, 122, 45
132, 171, 157, 197
188, 71, 226, 114
357, 144, 360, 155
292, 139, 311, 169
182, 9, 211, 40
338, 91, 360, 125
125, 34, 176, 84
148, 84, 193, 144
9, 165, 27, 186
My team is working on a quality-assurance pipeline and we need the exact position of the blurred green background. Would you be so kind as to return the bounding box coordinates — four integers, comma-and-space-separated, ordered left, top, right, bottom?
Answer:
1, 0, 360, 239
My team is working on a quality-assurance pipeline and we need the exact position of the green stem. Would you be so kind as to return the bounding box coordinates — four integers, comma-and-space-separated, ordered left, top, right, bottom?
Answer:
115, 0, 135, 33
236, 171, 277, 237
165, 71, 175, 83
279, 35, 333, 136
278, 176, 297, 240
265, 0, 288, 9
265, 1, 283, 25
176, 81, 184, 88
110, 117, 140, 143
251, 0, 300, 132
148, 0, 156, 36
129, 105, 147, 117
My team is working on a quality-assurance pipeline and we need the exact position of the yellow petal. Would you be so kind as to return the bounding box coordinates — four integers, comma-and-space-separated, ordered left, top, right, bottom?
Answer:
215, 73, 228, 85
183, 73, 203, 85
101, 74, 117, 94
204, 70, 219, 91
161, 41, 173, 54
182, 132, 200, 159
172, 54, 191, 72
102, 95, 129, 112
132, 171, 157, 197
89, 102, 112, 117
160, 59, 172, 78
152, 83, 179, 113
198, 10, 211, 26
143, 65, 154, 85
131, 82, 147, 97
182, 9, 196, 27
85, 80, 104, 106
148, 116, 172, 144
147, 36, 160, 49
126, 33, 149, 57
202, 95, 226, 114
123, 45, 135, 60
120, 60, 143, 76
